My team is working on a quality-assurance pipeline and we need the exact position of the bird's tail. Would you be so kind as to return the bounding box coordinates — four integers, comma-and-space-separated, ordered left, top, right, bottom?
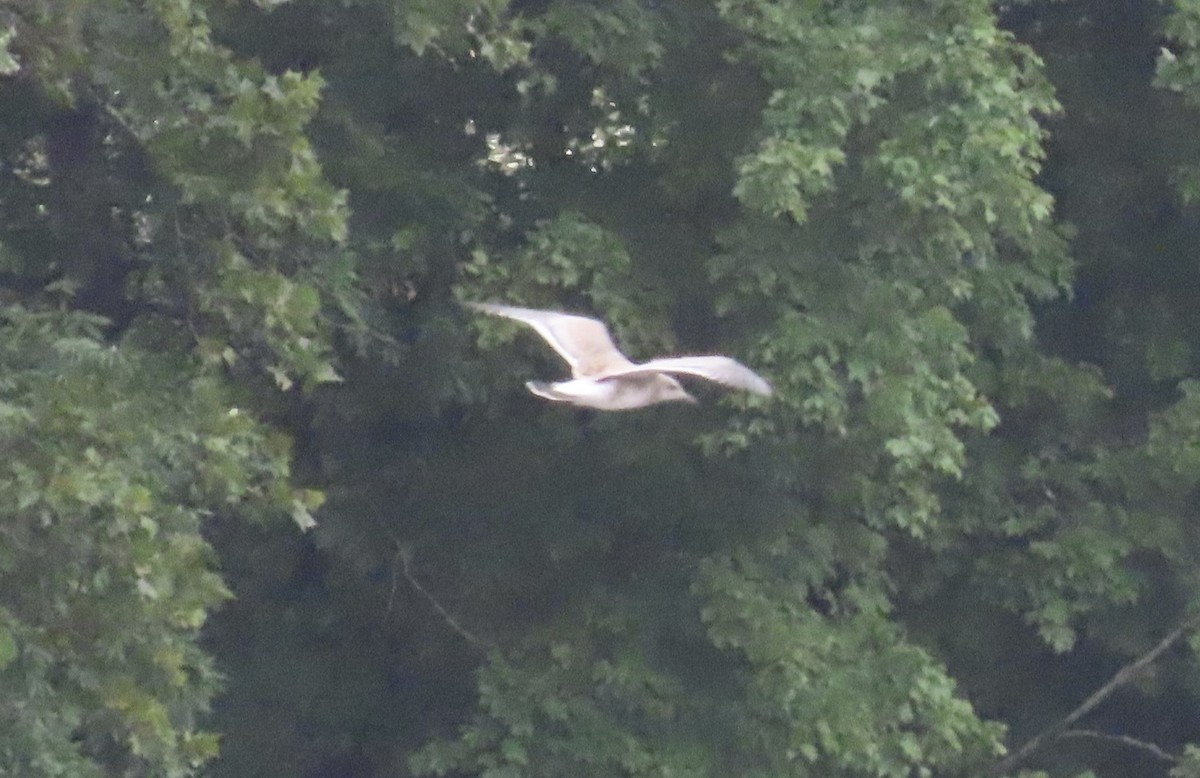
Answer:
525, 381, 573, 403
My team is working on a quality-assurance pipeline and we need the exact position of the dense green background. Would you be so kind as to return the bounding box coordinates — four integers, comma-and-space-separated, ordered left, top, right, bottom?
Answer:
1, 0, 1200, 775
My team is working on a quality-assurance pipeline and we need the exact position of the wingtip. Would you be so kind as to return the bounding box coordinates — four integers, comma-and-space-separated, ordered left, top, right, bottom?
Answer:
466, 301, 534, 319
466, 301, 524, 322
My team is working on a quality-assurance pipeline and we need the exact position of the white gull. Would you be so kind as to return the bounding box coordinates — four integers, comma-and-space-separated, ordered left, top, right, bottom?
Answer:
469, 302, 772, 410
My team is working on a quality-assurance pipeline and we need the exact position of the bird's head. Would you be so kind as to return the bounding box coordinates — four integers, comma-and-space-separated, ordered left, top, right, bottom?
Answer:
656, 376, 698, 405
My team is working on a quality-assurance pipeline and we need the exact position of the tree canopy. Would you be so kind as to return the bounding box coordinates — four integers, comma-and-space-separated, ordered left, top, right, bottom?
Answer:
1, 0, 1200, 776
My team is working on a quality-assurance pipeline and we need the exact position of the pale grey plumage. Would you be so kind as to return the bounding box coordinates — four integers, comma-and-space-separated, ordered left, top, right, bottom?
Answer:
469, 302, 772, 410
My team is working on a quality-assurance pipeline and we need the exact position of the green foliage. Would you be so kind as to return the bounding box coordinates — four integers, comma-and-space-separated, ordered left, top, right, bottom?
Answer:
525, 0, 667, 79
694, 542, 1004, 776
706, 0, 1067, 543
1173, 746, 1200, 778
390, 0, 526, 67
413, 632, 706, 777
1157, 0, 1200, 205
0, 306, 295, 775
3, 0, 347, 389
465, 212, 677, 359
0, 26, 17, 75
0, 0, 350, 772
1158, 0, 1200, 106
2, 0, 1200, 777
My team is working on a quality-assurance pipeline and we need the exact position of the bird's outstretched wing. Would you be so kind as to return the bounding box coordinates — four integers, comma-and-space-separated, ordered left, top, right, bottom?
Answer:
602, 356, 772, 396
468, 302, 634, 377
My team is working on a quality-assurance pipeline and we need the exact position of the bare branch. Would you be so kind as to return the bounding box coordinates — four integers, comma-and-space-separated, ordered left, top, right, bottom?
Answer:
390, 543, 488, 651
1058, 729, 1177, 764
386, 545, 402, 616
991, 612, 1200, 776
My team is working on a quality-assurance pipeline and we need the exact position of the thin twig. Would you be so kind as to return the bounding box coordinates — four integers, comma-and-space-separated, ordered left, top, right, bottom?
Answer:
1058, 729, 1177, 764
386, 544, 402, 616
392, 542, 488, 651
991, 612, 1200, 775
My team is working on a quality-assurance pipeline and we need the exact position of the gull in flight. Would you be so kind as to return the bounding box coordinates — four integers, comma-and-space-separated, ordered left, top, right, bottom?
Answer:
469, 302, 772, 410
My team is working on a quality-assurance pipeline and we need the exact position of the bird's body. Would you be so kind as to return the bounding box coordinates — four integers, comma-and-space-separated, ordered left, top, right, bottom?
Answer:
469, 302, 771, 410
526, 373, 692, 410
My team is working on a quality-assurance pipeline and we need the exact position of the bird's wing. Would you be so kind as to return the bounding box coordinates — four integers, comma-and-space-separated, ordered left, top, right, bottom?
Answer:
468, 302, 634, 377
601, 356, 772, 396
